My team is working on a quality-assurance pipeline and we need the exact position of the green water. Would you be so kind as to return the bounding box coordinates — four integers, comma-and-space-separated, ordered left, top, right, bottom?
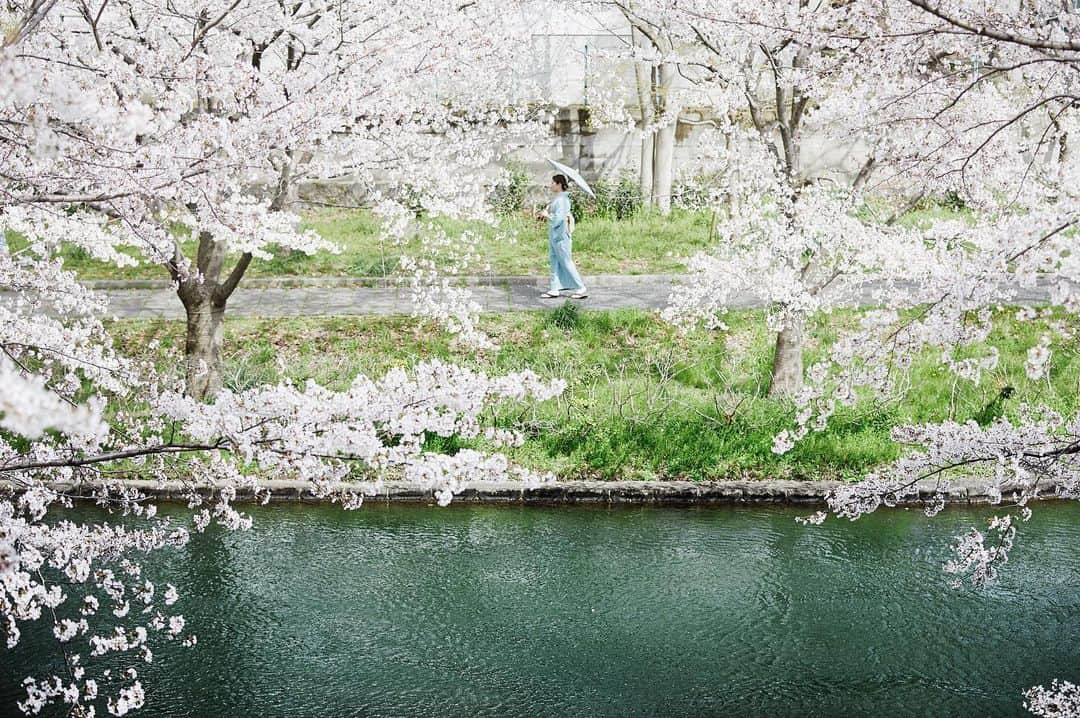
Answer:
3, 503, 1079, 717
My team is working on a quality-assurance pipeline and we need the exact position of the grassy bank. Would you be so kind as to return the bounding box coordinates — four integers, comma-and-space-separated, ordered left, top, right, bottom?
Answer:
108, 306, 1080, 483
9, 199, 969, 282
11, 208, 716, 281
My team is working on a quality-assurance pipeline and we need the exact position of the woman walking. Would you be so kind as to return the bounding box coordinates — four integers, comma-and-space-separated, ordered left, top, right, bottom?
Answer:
540, 174, 588, 299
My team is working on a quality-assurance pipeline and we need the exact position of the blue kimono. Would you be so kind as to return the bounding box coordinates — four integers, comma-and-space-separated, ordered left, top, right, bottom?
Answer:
547, 191, 586, 293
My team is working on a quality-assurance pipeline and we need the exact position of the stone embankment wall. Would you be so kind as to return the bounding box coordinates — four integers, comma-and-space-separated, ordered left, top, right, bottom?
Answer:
13, 478, 1063, 506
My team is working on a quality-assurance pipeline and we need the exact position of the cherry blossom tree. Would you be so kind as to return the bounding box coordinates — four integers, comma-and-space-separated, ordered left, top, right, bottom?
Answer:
623, 0, 1079, 691
0, 1, 567, 713
2, 0, 543, 400
693, 0, 1080, 688
639, 0, 937, 396
569, 0, 704, 216
616, 1, 686, 215
647, 0, 1080, 531
666, 2, 1080, 706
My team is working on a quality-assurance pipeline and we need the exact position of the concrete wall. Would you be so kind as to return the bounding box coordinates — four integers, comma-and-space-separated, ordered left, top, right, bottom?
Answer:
505, 106, 869, 189
504, 4, 870, 187
297, 109, 870, 208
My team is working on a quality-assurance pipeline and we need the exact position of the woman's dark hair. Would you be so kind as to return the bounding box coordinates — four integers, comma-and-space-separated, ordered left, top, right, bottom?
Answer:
552, 174, 569, 191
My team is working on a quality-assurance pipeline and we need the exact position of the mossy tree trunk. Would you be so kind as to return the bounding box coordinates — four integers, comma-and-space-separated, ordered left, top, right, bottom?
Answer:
767, 319, 804, 397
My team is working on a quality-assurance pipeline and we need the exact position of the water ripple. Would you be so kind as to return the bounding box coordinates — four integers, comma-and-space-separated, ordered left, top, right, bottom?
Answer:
3, 503, 1077, 718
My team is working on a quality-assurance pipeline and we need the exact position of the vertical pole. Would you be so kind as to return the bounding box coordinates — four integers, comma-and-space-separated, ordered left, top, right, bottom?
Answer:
583, 41, 591, 106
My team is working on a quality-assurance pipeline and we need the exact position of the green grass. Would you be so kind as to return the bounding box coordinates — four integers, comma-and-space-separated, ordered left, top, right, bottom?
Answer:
853, 194, 976, 228
106, 306, 1080, 483
9, 198, 976, 282
9, 207, 716, 281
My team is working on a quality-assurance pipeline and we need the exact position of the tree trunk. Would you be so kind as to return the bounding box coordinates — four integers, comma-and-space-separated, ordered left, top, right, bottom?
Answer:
651, 62, 680, 216
768, 320, 804, 397
183, 295, 226, 401
631, 25, 655, 210
639, 130, 654, 207
175, 230, 251, 401
652, 118, 677, 215
170, 163, 290, 401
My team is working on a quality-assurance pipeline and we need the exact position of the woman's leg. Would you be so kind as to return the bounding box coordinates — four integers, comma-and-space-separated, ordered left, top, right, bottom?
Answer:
553, 237, 586, 292
548, 239, 562, 293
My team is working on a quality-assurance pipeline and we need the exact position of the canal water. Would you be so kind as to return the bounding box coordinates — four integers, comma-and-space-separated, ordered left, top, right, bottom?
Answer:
3, 502, 1078, 717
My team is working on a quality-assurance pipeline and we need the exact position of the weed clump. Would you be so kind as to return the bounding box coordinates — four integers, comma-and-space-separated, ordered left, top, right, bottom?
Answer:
548, 301, 581, 330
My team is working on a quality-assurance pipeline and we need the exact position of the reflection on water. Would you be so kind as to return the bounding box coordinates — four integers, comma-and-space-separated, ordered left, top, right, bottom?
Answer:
2, 502, 1078, 717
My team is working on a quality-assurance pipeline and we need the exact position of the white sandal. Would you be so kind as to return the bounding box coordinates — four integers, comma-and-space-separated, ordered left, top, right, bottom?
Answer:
570, 291, 589, 299
541, 291, 561, 299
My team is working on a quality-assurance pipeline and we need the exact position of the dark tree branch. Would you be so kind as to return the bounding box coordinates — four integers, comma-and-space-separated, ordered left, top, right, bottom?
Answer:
905, 0, 1080, 52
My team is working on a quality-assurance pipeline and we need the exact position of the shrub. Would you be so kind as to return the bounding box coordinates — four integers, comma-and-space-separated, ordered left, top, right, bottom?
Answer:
64, 244, 92, 262
940, 189, 968, 212
489, 161, 532, 215
911, 190, 968, 214
572, 171, 642, 221
671, 171, 725, 212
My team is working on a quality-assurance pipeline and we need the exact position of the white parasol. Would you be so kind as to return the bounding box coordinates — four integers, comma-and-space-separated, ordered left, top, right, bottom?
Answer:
547, 159, 596, 198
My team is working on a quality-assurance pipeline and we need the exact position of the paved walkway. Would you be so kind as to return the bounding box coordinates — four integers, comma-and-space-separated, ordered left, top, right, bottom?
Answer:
15, 273, 1063, 319
96, 274, 680, 319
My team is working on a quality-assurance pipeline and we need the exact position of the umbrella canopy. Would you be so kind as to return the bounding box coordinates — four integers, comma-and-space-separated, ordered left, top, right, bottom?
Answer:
547, 159, 596, 198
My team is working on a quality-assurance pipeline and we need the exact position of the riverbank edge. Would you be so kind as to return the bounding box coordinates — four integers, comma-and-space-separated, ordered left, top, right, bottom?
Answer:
10, 477, 1063, 506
